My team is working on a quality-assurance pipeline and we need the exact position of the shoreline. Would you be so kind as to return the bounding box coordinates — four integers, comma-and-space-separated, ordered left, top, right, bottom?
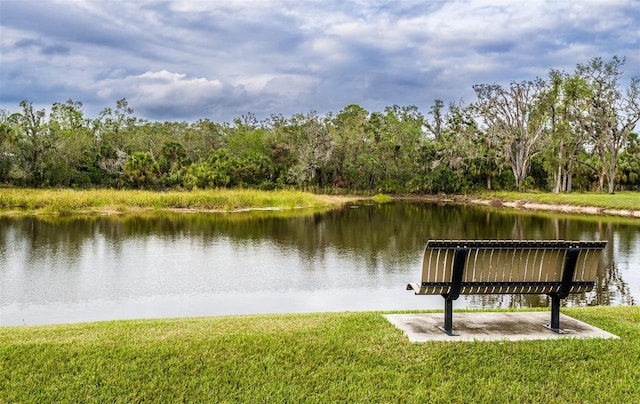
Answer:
459, 196, 640, 219
396, 194, 640, 219
0, 188, 638, 219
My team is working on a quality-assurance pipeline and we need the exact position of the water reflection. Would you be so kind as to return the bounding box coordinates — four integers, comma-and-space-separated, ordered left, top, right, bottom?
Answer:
0, 202, 638, 326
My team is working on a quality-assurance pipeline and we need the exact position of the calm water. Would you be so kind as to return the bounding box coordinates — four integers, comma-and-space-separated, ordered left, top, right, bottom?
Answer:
1, 202, 639, 326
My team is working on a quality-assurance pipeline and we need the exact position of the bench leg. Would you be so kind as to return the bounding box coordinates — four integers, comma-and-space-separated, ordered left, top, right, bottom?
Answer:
438, 297, 459, 336
544, 294, 565, 334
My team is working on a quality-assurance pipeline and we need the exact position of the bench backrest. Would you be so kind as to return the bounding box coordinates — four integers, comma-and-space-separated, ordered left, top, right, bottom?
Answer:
419, 240, 606, 295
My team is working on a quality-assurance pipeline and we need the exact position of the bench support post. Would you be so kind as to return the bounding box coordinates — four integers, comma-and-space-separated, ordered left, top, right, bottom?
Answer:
544, 294, 564, 334
438, 248, 467, 336
438, 297, 459, 336
544, 248, 580, 334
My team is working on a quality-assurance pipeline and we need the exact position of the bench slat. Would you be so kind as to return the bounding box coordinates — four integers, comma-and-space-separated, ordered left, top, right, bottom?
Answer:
424, 240, 607, 249
407, 281, 595, 294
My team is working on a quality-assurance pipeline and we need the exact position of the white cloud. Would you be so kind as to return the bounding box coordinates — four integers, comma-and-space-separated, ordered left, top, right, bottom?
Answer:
92, 70, 226, 117
306, 37, 352, 65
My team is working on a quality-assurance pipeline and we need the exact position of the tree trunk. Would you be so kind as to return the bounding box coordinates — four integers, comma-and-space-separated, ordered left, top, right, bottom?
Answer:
598, 165, 606, 192
607, 161, 617, 194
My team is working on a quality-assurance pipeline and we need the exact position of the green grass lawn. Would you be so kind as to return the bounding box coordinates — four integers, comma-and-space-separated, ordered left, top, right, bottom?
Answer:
1, 307, 639, 402
484, 191, 640, 211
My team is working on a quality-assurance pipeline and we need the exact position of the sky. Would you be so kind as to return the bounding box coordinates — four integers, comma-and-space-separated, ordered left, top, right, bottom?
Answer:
1, 0, 639, 123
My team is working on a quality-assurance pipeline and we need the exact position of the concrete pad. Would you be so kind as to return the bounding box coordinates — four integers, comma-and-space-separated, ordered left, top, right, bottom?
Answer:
384, 312, 619, 342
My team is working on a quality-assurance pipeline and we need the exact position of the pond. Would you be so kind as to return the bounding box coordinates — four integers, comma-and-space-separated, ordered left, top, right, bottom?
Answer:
1, 202, 639, 326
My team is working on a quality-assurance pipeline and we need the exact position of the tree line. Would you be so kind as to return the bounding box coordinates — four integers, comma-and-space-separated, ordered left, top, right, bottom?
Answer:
1, 56, 639, 194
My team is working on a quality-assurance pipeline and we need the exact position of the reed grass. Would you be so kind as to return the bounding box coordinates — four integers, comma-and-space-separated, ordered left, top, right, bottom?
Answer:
0, 188, 355, 216
1, 307, 638, 402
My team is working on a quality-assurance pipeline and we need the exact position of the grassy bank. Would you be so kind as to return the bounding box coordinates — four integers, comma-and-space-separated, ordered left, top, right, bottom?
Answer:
0, 188, 357, 216
1, 307, 639, 402
483, 191, 640, 211
1, 188, 638, 217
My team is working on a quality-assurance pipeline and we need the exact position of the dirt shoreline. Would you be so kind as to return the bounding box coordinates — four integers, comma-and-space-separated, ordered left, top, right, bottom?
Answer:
397, 194, 640, 219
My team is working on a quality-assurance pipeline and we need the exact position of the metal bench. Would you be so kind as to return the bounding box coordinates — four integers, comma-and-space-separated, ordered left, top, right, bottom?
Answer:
406, 240, 607, 335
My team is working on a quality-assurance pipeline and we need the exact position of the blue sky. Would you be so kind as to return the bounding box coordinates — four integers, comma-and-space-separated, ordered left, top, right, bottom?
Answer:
1, 0, 639, 123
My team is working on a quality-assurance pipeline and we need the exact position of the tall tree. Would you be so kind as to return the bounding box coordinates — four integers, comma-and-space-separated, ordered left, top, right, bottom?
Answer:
94, 98, 137, 185
48, 100, 96, 186
543, 70, 592, 193
424, 99, 444, 140
377, 105, 426, 192
0, 109, 18, 182
617, 132, 640, 191
448, 102, 500, 190
286, 112, 333, 188
189, 119, 226, 158
12, 100, 53, 185
96, 98, 136, 136
330, 104, 370, 188
574, 56, 640, 193
473, 79, 549, 190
